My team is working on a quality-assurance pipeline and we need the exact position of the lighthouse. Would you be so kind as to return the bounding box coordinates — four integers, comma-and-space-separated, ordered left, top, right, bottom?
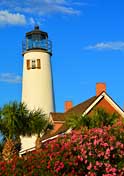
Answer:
20, 26, 55, 153
22, 26, 55, 114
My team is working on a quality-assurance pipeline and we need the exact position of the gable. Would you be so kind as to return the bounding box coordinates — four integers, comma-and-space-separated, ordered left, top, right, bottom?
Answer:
88, 98, 120, 116
83, 92, 124, 118
96, 98, 120, 114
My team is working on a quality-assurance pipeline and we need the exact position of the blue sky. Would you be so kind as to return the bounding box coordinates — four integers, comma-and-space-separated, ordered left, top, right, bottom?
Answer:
0, 0, 124, 112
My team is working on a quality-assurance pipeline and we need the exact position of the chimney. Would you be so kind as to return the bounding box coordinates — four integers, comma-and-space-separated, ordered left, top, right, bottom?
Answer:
64, 101, 73, 112
96, 83, 106, 96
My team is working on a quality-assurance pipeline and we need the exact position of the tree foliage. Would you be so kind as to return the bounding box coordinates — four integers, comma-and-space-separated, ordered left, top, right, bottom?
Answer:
66, 108, 119, 130
0, 101, 51, 160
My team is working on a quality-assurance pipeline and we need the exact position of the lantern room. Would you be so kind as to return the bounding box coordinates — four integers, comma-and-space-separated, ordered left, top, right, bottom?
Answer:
22, 26, 52, 55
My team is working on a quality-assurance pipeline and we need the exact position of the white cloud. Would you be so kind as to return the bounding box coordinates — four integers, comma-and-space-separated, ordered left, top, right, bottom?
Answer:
0, 73, 22, 84
29, 17, 35, 25
85, 42, 124, 51
0, 0, 81, 16
0, 0, 83, 26
0, 10, 26, 26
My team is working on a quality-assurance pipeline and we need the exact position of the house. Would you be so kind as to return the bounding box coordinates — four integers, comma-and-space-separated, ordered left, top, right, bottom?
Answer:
42, 82, 124, 142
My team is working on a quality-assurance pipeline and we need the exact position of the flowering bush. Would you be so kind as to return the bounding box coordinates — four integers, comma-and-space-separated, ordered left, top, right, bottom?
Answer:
0, 120, 124, 176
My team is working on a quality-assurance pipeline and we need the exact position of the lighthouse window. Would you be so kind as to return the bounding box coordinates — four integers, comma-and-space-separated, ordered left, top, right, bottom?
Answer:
26, 59, 40, 70
32, 60, 36, 69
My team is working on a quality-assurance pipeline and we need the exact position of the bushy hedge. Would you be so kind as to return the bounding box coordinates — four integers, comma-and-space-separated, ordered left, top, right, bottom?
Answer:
0, 120, 124, 176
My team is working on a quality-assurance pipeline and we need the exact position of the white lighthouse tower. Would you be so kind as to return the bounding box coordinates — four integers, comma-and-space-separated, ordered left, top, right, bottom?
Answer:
20, 26, 55, 153
22, 26, 55, 114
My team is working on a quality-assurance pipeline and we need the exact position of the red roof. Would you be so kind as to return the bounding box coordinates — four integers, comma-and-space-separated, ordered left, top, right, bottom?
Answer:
42, 96, 97, 140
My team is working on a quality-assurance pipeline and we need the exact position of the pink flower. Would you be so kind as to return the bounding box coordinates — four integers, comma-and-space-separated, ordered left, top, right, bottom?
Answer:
96, 161, 100, 166
102, 142, 109, 147
106, 148, 110, 155
85, 160, 88, 164
87, 162, 92, 170
94, 165, 97, 170
77, 155, 83, 161
93, 139, 97, 146
110, 146, 114, 150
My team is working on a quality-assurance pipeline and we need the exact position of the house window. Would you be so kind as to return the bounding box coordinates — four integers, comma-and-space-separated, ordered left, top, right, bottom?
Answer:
37, 59, 41, 69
